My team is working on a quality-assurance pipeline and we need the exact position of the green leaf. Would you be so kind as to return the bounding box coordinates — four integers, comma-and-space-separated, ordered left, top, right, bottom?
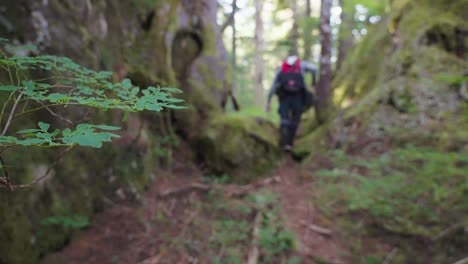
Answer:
0, 85, 19, 91
62, 132, 119, 148
160, 87, 183, 93
62, 128, 72, 136
48, 93, 69, 102
50, 129, 60, 137
22, 80, 35, 90
16, 138, 48, 146
0, 136, 17, 144
163, 104, 187, 109
38, 122, 50, 132
122, 79, 132, 89
17, 128, 42, 134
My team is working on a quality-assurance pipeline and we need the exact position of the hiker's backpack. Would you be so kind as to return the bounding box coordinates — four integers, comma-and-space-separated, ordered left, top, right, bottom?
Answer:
276, 58, 306, 95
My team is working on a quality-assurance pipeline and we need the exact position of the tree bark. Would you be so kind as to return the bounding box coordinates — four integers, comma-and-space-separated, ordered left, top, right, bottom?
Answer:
232, 0, 238, 96
290, 0, 300, 55
336, 0, 354, 72
303, 0, 313, 60
316, 0, 333, 123
254, 0, 265, 107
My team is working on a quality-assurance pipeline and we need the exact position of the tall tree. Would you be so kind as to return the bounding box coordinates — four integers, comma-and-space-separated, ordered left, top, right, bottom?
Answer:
303, 0, 313, 60
231, 0, 238, 99
290, 0, 300, 55
231, 0, 238, 68
336, 0, 355, 72
316, 0, 333, 123
254, 0, 265, 106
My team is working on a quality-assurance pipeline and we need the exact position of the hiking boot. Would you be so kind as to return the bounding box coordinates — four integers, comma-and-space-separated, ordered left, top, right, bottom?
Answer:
284, 145, 292, 152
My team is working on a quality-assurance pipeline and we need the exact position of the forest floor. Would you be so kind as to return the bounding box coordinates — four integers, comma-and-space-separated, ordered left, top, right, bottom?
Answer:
41, 152, 351, 264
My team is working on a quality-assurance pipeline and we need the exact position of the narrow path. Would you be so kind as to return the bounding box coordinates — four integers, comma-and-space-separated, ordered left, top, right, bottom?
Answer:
271, 158, 348, 264
41, 157, 348, 264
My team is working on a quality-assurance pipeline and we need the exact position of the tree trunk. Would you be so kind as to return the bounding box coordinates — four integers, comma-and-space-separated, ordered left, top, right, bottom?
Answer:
254, 0, 264, 107
232, 0, 238, 97
336, 0, 354, 72
231, 0, 237, 68
316, 0, 333, 123
290, 0, 300, 55
303, 0, 313, 60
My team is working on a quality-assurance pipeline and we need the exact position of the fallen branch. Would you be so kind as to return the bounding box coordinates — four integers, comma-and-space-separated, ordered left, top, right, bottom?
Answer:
247, 211, 263, 264
432, 222, 466, 241
304, 254, 345, 264
157, 176, 281, 199
157, 182, 210, 198
453, 257, 468, 264
382, 248, 398, 264
138, 253, 162, 264
308, 224, 332, 236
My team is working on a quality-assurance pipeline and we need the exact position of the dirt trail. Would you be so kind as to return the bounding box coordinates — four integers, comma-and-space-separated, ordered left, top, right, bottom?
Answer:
271, 158, 348, 264
41, 157, 348, 264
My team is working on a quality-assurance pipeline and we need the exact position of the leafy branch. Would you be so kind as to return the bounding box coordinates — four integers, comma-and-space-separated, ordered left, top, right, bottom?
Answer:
0, 41, 186, 188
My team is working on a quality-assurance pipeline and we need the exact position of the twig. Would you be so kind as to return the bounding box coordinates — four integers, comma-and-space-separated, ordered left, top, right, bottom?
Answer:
13, 103, 80, 119
453, 257, 468, 264
39, 102, 75, 126
432, 222, 466, 241
0, 155, 12, 190
382, 248, 398, 264
1, 91, 24, 136
12, 145, 74, 189
157, 182, 210, 198
247, 211, 262, 264
138, 253, 163, 264
0, 91, 16, 129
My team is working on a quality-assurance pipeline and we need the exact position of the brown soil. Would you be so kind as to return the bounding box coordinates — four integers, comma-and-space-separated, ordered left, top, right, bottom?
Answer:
271, 157, 349, 264
41, 156, 349, 264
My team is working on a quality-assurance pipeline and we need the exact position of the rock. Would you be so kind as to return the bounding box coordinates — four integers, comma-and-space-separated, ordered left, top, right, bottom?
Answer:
194, 114, 281, 182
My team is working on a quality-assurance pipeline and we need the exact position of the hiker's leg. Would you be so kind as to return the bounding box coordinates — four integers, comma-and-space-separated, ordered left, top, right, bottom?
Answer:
278, 97, 291, 148
288, 95, 303, 146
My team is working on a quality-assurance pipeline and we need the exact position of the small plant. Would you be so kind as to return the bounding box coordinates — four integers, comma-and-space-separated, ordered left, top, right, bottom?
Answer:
40, 215, 90, 229
316, 146, 468, 237
205, 191, 297, 263
249, 191, 297, 262
202, 173, 232, 184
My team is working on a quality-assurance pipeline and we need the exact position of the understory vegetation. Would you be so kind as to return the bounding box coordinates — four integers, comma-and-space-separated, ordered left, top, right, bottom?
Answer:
314, 145, 468, 263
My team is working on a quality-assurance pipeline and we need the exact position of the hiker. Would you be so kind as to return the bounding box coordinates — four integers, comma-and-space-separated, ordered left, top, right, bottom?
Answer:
266, 55, 317, 151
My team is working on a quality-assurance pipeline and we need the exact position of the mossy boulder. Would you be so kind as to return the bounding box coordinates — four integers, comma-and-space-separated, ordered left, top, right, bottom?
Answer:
193, 114, 281, 182
0, 127, 157, 264
305, 0, 468, 156
298, 0, 468, 261
0, 1, 230, 263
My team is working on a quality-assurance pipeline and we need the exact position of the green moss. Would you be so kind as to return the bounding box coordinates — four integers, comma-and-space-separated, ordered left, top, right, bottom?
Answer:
0, 120, 157, 264
300, 1, 468, 261
194, 114, 281, 182
333, 20, 391, 105
294, 123, 331, 162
